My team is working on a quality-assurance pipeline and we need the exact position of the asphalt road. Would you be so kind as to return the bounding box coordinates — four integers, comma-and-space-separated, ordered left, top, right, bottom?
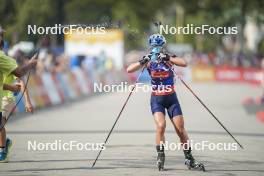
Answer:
0, 82, 263, 176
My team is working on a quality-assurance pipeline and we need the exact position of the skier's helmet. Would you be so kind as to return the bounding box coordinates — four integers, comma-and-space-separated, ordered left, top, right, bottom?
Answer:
148, 34, 166, 47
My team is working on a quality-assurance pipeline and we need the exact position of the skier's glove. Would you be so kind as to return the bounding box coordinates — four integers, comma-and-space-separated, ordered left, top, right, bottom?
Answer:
139, 55, 151, 65
158, 53, 170, 61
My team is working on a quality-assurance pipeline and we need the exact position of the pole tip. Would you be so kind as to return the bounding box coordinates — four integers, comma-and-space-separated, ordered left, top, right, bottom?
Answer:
91, 162, 95, 168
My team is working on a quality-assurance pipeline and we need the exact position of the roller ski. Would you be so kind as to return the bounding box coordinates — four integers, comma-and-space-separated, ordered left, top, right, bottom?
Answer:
184, 148, 205, 172
156, 145, 165, 171
157, 151, 165, 171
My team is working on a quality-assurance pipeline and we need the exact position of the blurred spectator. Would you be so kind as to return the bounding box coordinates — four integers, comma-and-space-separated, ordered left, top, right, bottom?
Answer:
261, 58, 264, 104
82, 56, 96, 83
70, 55, 85, 69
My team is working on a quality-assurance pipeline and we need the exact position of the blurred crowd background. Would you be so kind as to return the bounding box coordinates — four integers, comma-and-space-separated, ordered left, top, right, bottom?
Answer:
0, 0, 263, 119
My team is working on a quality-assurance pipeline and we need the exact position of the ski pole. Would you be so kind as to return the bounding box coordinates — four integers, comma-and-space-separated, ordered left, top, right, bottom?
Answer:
91, 66, 146, 168
169, 65, 244, 149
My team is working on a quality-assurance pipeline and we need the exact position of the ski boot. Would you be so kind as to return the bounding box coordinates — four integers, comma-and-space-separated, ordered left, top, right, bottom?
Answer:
157, 151, 165, 171
4, 138, 12, 158
0, 148, 7, 162
0, 138, 12, 163
156, 145, 165, 171
184, 148, 205, 172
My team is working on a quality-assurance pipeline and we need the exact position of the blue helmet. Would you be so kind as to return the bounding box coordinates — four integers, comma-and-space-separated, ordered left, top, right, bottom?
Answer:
148, 34, 166, 47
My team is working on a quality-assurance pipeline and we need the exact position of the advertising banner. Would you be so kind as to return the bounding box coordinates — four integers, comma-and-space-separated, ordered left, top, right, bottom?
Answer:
65, 29, 124, 69
191, 66, 215, 81
215, 67, 243, 82
215, 67, 263, 84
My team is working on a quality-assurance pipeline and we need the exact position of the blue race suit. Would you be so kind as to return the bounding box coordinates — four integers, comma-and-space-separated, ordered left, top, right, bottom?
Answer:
147, 60, 182, 118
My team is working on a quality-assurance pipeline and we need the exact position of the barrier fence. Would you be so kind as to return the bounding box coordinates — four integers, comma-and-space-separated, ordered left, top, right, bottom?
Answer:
15, 68, 129, 113
14, 66, 263, 114
191, 66, 264, 123
191, 66, 263, 85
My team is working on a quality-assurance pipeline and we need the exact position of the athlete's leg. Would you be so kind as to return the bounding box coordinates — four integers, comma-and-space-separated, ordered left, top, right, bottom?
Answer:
0, 112, 7, 162
154, 112, 166, 145
166, 94, 203, 169
170, 115, 189, 145
0, 98, 11, 149
153, 112, 166, 170
170, 115, 204, 170
0, 98, 14, 161
166, 93, 189, 146
151, 95, 166, 170
0, 129, 6, 148
0, 117, 6, 148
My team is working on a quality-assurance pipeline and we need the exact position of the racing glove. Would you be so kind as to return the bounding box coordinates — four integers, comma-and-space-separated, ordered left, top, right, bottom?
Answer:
139, 55, 151, 65
158, 53, 170, 61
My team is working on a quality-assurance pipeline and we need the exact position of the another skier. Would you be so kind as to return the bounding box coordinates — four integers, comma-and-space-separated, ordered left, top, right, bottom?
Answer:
0, 26, 37, 162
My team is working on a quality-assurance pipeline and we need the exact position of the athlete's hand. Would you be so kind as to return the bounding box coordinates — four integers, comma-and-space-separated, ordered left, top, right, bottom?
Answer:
28, 53, 38, 68
9, 84, 21, 93
139, 55, 151, 65
25, 101, 34, 113
158, 53, 170, 61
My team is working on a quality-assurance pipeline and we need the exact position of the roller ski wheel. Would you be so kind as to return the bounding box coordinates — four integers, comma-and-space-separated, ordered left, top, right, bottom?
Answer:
185, 159, 205, 172
157, 152, 165, 171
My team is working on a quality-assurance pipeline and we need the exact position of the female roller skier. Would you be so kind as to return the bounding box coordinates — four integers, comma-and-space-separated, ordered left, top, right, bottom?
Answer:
126, 34, 205, 171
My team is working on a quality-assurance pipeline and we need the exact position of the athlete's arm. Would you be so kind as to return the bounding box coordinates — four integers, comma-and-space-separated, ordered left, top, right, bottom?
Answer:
159, 53, 187, 67
11, 54, 38, 77
18, 78, 34, 113
126, 62, 143, 73
3, 83, 20, 92
169, 55, 188, 67
126, 55, 150, 73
